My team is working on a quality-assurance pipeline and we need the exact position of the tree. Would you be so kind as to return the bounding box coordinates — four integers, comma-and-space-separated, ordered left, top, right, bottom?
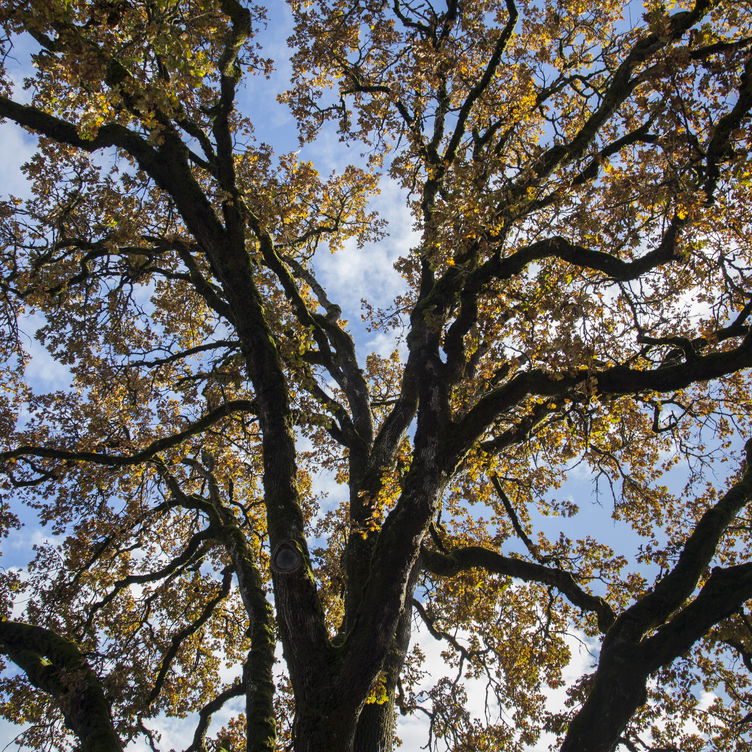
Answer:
0, 0, 751, 749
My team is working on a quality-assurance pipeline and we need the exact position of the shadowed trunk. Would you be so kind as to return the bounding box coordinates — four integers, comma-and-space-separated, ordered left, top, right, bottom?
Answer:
292, 561, 417, 752
559, 645, 649, 752
353, 599, 414, 752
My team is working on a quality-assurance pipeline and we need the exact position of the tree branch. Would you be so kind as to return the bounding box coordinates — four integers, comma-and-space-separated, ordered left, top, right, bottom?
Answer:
610, 439, 752, 643
0, 621, 123, 752
421, 545, 616, 632
147, 567, 234, 705
0, 400, 257, 469
411, 598, 474, 663
84, 526, 216, 631
523, 1, 712, 187
641, 562, 752, 671
448, 333, 752, 469
183, 681, 245, 752
442, 0, 518, 166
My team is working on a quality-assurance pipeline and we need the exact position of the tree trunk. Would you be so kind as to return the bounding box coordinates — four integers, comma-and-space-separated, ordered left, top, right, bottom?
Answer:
353, 584, 414, 752
288, 577, 416, 752
354, 700, 397, 752
292, 699, 359, 752
559, 645, 649, 752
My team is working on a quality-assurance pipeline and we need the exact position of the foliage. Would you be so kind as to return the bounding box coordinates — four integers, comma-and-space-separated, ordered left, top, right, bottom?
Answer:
0, 0, 751, 750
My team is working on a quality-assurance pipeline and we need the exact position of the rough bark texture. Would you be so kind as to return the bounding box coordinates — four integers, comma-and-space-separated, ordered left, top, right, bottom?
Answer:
0, 623, 123, 752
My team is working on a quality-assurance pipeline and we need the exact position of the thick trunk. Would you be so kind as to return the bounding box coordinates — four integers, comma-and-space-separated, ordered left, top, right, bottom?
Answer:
290, 639, 411, 752
354, 700, 397, 752
290, 697, 397, 752
353, 575, 414, 752
292, 694, 361, 752
559, 645, 648, 752
290, 658, 406, 752
287, 662, 356, 752
290, 572, 415, 752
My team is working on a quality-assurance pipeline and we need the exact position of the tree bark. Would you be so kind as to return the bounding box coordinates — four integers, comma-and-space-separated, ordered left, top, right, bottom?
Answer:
353, 597, 414, 751
292, 696, 359, 752
559, 643, 649, 752
0, 622, 124, 752
288, 564, 417, 752
353, 700, 397, 752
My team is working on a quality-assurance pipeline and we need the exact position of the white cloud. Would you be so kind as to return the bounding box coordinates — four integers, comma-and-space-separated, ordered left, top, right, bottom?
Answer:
128, 715, 195, 752
316, 237, 400, 313
4, 526, 60, 554
315, 178, 416, 317
397, 622, 599, 751
0, 123, 35, 198
394, 619, 496, 749
367, 329, 407, 361
16, 312, 73, 392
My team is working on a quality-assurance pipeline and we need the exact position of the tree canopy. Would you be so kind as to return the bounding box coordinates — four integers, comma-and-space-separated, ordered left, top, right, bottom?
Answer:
0, 0, 752, 750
